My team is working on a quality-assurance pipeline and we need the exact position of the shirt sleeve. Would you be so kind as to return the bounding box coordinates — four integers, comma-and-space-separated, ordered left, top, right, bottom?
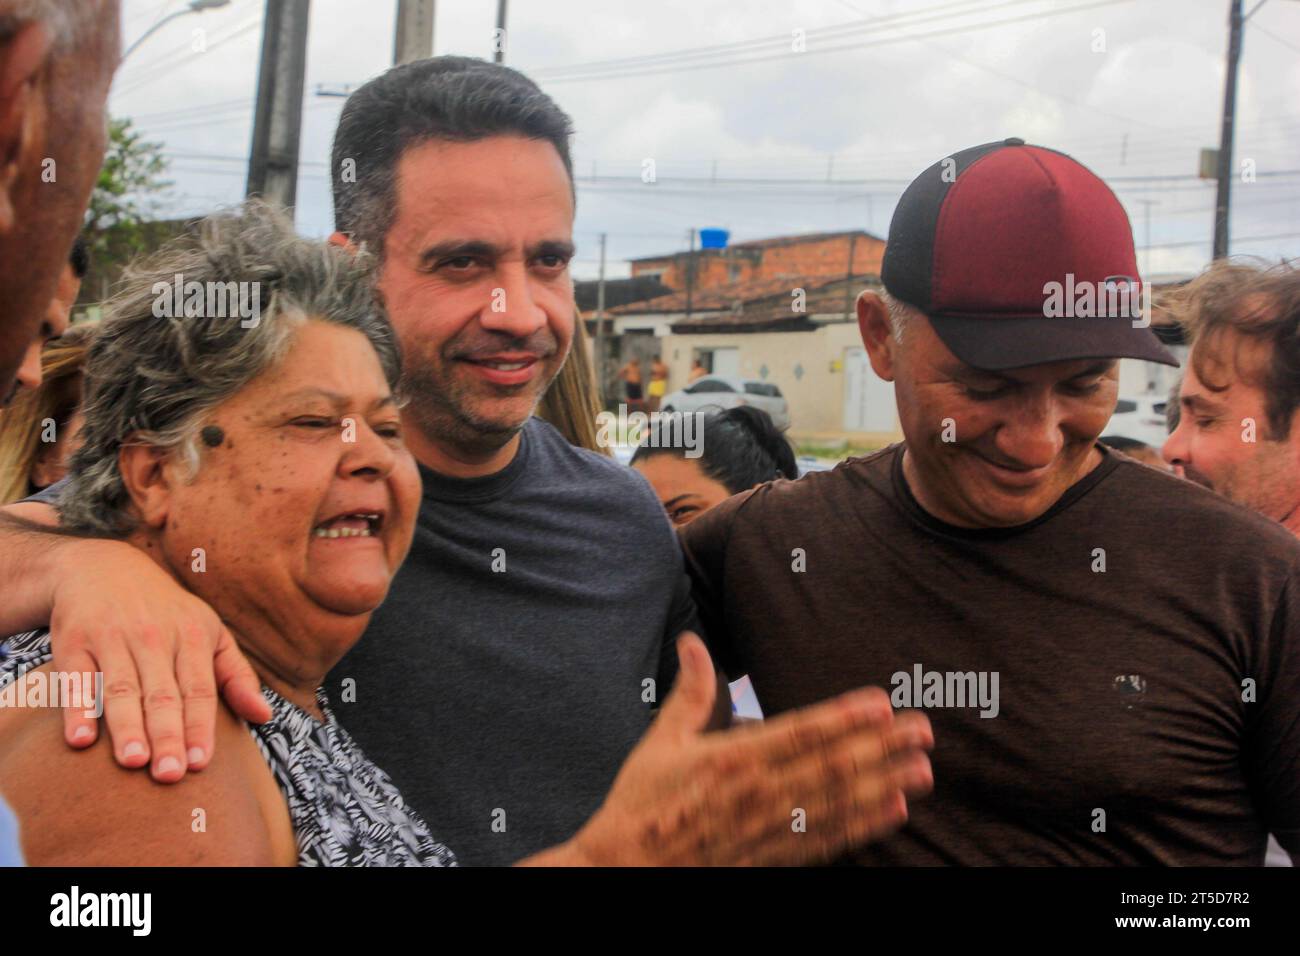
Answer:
1245, 557, 1300, 861
675, 489, 757, 681
20, 476, 67, 508
653, 555, 702, 699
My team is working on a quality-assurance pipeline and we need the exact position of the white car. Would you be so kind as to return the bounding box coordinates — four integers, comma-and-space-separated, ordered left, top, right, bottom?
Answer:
1103, 394, 1170, 448
660, 375, 791, 430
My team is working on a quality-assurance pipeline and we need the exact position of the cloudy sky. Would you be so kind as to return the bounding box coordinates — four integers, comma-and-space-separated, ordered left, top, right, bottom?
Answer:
109, 0, 1300, 281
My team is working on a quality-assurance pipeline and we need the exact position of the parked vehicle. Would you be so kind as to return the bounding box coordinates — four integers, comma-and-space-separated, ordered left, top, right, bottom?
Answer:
1103, 394, 1169, 448
660, 376, 791, 430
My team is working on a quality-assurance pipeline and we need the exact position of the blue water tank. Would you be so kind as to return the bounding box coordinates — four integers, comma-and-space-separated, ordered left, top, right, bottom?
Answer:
699, 228, 729, 249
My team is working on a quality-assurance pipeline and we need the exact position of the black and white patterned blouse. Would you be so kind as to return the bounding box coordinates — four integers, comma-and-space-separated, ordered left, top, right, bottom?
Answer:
0, 629, 456, 867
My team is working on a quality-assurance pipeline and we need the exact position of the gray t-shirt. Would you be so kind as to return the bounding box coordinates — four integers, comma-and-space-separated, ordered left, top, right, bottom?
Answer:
326, 417, 698, 865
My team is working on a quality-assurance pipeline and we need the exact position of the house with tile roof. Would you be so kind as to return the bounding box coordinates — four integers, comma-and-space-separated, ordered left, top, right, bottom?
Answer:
582, 230, 1189, 446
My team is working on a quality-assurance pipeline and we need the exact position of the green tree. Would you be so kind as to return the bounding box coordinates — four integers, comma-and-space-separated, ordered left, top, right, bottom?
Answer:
81, 117, 174, 299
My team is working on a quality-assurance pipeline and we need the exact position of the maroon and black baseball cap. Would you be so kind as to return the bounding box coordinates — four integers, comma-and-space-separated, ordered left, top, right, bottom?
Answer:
880, 138, 1178, 371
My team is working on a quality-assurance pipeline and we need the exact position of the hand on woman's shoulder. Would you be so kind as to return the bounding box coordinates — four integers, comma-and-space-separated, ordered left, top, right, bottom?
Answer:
0, 671, 292, 866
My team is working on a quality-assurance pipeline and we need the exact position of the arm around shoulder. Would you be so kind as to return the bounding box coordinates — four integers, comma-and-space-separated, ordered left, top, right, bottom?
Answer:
0, 504, 104, 635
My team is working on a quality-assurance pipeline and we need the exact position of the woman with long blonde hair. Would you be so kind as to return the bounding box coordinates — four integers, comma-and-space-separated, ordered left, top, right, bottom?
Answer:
536, 311, 609, 456
0, 323, 97, 504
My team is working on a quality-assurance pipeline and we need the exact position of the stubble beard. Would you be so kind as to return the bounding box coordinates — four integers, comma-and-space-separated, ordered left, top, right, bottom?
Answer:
1216, 438, 1299, 523
401, 353, 555, 458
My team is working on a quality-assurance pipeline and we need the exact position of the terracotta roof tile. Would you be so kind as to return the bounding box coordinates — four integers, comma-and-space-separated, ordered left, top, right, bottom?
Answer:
608, 273, 856, 316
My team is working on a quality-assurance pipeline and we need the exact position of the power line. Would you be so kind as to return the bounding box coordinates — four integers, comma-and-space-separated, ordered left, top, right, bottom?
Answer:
1140, 231, 1300, 250
133, 93, 338, 136
529, 0, 1044, 78
563, 125, 1300, 176
128, 96, 250, 123
831, 0, 1161, 133
112, 13, 263, 97
151, 152, 1300, 188
1251, 20, 1300, 55
530, 0, 1130, 84
162, 149, 328, 168
115, 0, 256, 80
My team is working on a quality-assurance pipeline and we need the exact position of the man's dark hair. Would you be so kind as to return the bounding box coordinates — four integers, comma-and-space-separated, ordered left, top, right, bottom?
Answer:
68, 236, 89, 279
330, 56, 574, 257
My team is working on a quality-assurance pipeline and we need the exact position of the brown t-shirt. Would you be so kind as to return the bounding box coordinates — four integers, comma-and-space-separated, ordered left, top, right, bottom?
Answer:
679, 444, 1300, 865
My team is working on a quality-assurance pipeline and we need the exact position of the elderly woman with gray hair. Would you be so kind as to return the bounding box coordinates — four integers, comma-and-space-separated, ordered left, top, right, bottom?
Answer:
0, 202, 449, 865
0, 202, 935, 867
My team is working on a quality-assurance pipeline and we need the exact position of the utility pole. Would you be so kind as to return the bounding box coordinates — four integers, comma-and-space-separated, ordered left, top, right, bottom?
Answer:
594, 232, 607, 406
394, 0, 434, 65
841, 232, 857, 320
684, 228, 696, 321
494, 0, 508, 63
245, 0, 311, 211
1136, 199, 1158, 277
1212, 0, 1244, 259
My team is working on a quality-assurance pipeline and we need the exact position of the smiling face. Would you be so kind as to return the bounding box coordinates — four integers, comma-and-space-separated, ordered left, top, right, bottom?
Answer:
1162, 333, 1300, 523
375, 135, 576, 462
860, 295, 1118, 528
135, 321, 420, 651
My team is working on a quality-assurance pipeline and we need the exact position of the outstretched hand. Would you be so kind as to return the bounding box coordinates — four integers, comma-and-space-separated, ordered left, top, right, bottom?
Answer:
566, 632, 933, 866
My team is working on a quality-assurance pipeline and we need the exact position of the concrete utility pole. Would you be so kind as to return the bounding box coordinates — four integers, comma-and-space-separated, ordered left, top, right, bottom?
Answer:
842, 232, 857, 320
494, 0, 508, 63
1209, 0, 1298, 257
1136, 199, 1158, 277
1212, 0, 1244, 259
595, 232, 607, 405
684, 228, 697, 321
394, 0, 435, 65
245, 0, 311, 211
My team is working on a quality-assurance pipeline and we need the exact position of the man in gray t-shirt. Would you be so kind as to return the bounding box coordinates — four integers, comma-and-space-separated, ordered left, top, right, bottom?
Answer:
310, 60, 709, 862
329, 417, 696, 865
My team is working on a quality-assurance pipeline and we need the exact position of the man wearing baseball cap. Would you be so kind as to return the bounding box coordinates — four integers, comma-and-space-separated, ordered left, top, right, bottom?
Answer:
679, 140, 1300, 865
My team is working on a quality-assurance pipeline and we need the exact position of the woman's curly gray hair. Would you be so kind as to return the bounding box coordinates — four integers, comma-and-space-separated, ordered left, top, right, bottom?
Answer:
59, 201, 400, 537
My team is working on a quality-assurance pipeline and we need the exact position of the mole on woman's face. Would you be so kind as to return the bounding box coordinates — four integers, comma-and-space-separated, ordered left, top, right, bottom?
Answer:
201, 425, 225, 448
